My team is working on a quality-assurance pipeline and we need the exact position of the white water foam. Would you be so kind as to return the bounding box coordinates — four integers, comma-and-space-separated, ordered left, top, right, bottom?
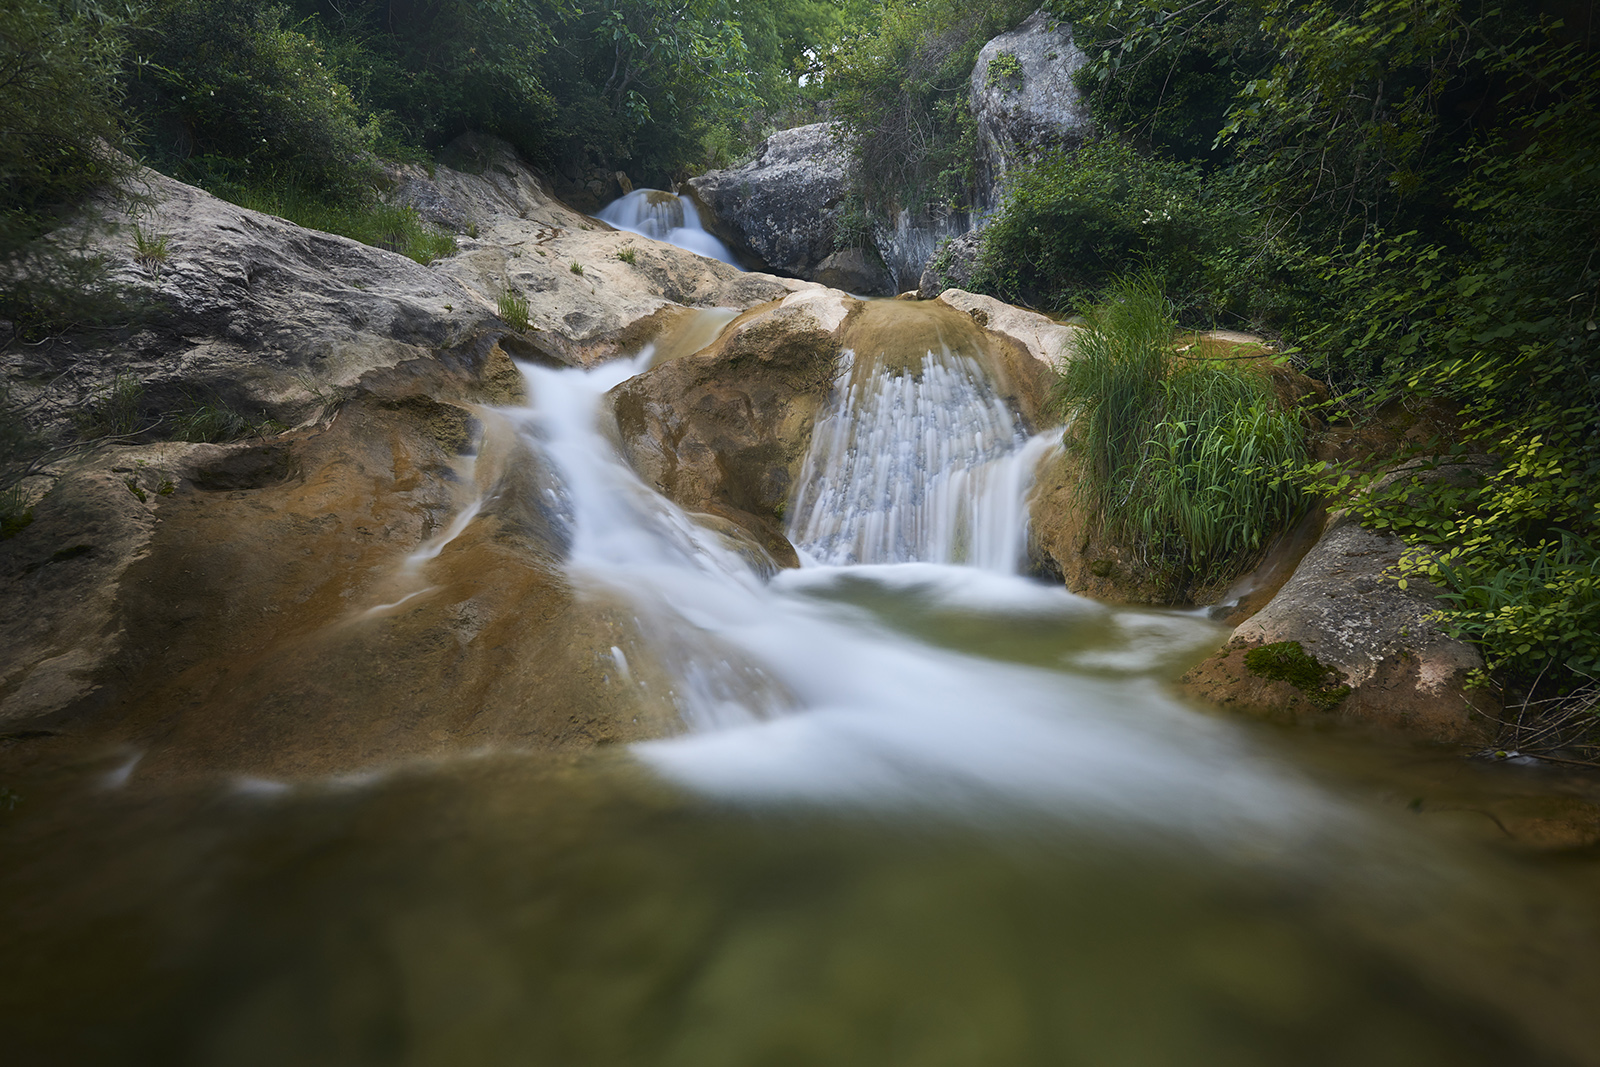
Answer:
597, 189, 741, 266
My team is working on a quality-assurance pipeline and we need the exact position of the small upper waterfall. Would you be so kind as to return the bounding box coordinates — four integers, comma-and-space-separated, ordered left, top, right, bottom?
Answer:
788, 333, 1050, 571
597, 189, 741, 266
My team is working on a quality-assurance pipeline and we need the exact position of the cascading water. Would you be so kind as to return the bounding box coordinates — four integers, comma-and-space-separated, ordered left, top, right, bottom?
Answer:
597, 189, 741, 266
14, 308, 1600, 1066
788, 343, 1055, 569
501, 314, 1326, 839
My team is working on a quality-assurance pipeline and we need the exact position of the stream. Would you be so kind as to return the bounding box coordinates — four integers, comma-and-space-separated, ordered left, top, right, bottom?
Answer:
4, 305, 1600, 1065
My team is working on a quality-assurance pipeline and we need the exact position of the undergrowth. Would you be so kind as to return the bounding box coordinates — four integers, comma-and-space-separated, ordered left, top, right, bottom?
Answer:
1055, 275, 1308, 595
186, 163, 456, 265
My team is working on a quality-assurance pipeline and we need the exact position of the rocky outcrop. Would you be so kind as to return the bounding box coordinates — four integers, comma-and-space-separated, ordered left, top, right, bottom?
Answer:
1179, 511, 1497, 744
969, 10, 1093, 200
0, 142, 818, 782
683, 123, 862, 287
815, 247, 894, 295
919, 229, 985, 299
5, 137, 807, 451
611, 289, 857, 565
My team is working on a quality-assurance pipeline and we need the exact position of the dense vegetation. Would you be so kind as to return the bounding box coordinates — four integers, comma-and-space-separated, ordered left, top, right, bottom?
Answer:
1055, 275, 1307, 594
2, 0, 873, 273
826, 0, 1596, 719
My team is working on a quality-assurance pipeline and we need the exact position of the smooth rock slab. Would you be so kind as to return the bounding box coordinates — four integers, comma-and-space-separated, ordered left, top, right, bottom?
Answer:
1181, 514, 1497, 744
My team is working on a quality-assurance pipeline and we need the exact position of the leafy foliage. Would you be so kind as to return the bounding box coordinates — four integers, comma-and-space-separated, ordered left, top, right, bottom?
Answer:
128, 0, 381, 195
969, 139, 1259, 317
825, 0, 1036, 211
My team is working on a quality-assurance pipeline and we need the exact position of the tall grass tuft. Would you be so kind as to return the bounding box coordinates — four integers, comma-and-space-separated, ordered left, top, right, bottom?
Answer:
497, 289, 531, 333
1054, 274, 1308, 593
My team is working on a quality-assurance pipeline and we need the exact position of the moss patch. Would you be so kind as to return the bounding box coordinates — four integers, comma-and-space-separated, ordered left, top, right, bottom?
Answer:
1244, 641, 1351, 710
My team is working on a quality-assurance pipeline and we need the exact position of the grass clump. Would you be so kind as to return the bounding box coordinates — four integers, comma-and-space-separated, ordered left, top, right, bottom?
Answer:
569, 261, 584, 276
218, 177, 456, 265
131, 225, 170, 275
616, 247, 636, 265
0, 484, 34, 540
1244, 641, 1351, 710
497, 289, 530, 333
171, 393, 277, 443
1055, 274, 1308, 594
75, 374, 147, 439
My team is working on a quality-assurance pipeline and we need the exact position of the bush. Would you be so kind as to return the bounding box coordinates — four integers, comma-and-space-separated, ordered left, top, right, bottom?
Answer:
971, 139, 1259, 318
1055, 275, 1308, 593
825, 0, 1035, 211
127, 0, 379, 196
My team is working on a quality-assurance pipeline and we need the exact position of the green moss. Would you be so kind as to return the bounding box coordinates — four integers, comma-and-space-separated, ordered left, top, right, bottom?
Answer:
1244, 641, 1351, 710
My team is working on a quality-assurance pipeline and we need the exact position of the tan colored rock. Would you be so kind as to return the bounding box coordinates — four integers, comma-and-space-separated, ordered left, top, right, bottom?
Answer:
1025, 446, 1178, 602
610, 289, 859, 565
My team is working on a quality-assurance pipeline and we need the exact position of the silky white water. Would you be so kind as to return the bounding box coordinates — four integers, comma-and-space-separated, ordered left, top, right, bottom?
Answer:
597, 189, 741, 266
789, 344, 1056, 569
501, 325, 1336, 847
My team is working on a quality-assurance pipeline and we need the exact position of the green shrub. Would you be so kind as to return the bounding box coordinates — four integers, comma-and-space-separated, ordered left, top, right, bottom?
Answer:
825, 0, 1035, 211
972, 139, 1258, 318
128, 0, 378, 196
616, 248, 637, 264
1055, 275, 1308, 593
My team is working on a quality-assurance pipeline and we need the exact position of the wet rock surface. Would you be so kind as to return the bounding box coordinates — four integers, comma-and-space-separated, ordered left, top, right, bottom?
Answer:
611, 289, 858, 565
0, 141, 820, 785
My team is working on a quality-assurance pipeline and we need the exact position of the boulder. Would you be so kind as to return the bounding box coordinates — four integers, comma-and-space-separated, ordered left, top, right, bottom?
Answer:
611, 289, 859, 565
684, 123, 867, 288
815, 247, 894, 296
1179, 512, 1497, 744
969, 10, 1094, 199
919, 228, 986, 299
5, 139, 807, 450
0, 145, 818, 783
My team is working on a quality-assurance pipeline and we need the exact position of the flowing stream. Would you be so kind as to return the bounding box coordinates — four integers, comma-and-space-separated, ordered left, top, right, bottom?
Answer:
5, 309, 1600, 1064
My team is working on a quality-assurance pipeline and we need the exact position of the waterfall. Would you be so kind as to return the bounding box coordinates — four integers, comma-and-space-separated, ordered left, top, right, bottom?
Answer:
596, 189, 741, 266
788, 338, 1051, 571
484, 320, 1325, 842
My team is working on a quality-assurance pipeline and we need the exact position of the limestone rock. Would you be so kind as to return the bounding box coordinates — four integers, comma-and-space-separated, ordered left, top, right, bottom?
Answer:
6, 141, 807, 453
919, 229, 986, 298
815, 247, 893, 296
969, 10, 1094, 197
1180, 514, 1496, 743
684, 123, 868, 288
611, 289, 859, 565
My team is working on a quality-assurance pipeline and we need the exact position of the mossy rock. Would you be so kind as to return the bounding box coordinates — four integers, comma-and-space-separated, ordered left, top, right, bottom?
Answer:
1243, 641, 1351, 710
